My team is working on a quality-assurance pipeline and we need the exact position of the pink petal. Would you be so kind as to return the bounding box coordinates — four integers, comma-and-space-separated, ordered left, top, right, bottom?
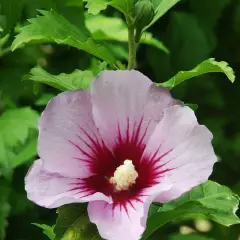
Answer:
142, 105, 217, 202
88, 177, 171, 240
38, 90, 106, 178
91, 71, 178, 152
25, 159, 112, 208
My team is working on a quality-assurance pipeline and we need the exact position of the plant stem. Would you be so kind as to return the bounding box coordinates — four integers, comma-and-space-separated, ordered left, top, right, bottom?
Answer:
127, 20, 137, 70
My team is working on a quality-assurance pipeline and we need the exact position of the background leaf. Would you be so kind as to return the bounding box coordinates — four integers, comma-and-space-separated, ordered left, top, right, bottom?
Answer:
169, 233, 215, 240
0, 0, 24, 36
86, 14, 168, 53
0, 107, 38, 148
0, 107, 39, 177
149, 12, 212, 78
12, 137, 37, 168
0, 183, 10, 240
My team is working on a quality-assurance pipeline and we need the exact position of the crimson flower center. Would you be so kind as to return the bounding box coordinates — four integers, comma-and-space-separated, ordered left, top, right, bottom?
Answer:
109, 159, 138, 191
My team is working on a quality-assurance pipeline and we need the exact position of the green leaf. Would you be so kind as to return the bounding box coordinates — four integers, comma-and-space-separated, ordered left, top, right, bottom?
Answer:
145, 0, 181, 30
35, 93, 55, 106
0, 15, 5, 32
83, 0, 109, 14
0, 107, 39, 176
0, 107, 39, 148
143, 201, 215, 240
185, 103, 198, 111
169, 234, 215, 240
12, 137, 37, 168
89, 60, 108, 75
191, 0, 231, 31
25, 66, 96, 91
9, 189, 32, 215
143, 181, 240, 239
86, 14, 168, 53
166, 12, 212, 70
141, 32, 169, 53
83, 0, 134, 16
158, 58, 235, 89
162, 181, 240, 225
0, 183, 10, 240
110, 0, 135, 15
0, 140, 13, 177
108, 44, 128, 60
54, 203, 101, 240
12, 10, 117, 66
0, 34, 10, 56
33, 224, 55, 240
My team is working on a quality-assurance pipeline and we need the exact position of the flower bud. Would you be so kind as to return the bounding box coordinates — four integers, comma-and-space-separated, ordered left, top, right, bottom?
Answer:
132, 0, 154, 31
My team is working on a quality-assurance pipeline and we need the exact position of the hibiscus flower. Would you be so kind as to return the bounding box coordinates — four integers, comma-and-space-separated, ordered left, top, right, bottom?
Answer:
25, 71, 217, 240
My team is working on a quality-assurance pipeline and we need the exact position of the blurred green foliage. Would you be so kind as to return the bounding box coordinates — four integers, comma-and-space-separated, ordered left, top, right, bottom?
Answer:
0, 0, 240, 239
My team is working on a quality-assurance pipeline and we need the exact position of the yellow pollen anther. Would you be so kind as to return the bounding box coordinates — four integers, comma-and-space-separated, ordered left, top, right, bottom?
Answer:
110, 160, 138, 191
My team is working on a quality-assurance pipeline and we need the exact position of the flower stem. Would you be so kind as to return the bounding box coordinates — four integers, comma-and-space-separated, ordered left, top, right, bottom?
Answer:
127, 19, 137, 70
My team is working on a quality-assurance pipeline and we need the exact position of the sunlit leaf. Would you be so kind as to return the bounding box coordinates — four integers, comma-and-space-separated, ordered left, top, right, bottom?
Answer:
33, 224, 55, 240
54, 203, 101, 240
143, 181, 240, 239
158, 58, 235, 89
90, 60, 108, 74
26, 60, 107, 91
83, 0, 134, 16
83, 0, 109, 14
162, 181, 240, 225
12, 10, 117, 66
86, 14, 168, 53
25, 66, 95, 91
